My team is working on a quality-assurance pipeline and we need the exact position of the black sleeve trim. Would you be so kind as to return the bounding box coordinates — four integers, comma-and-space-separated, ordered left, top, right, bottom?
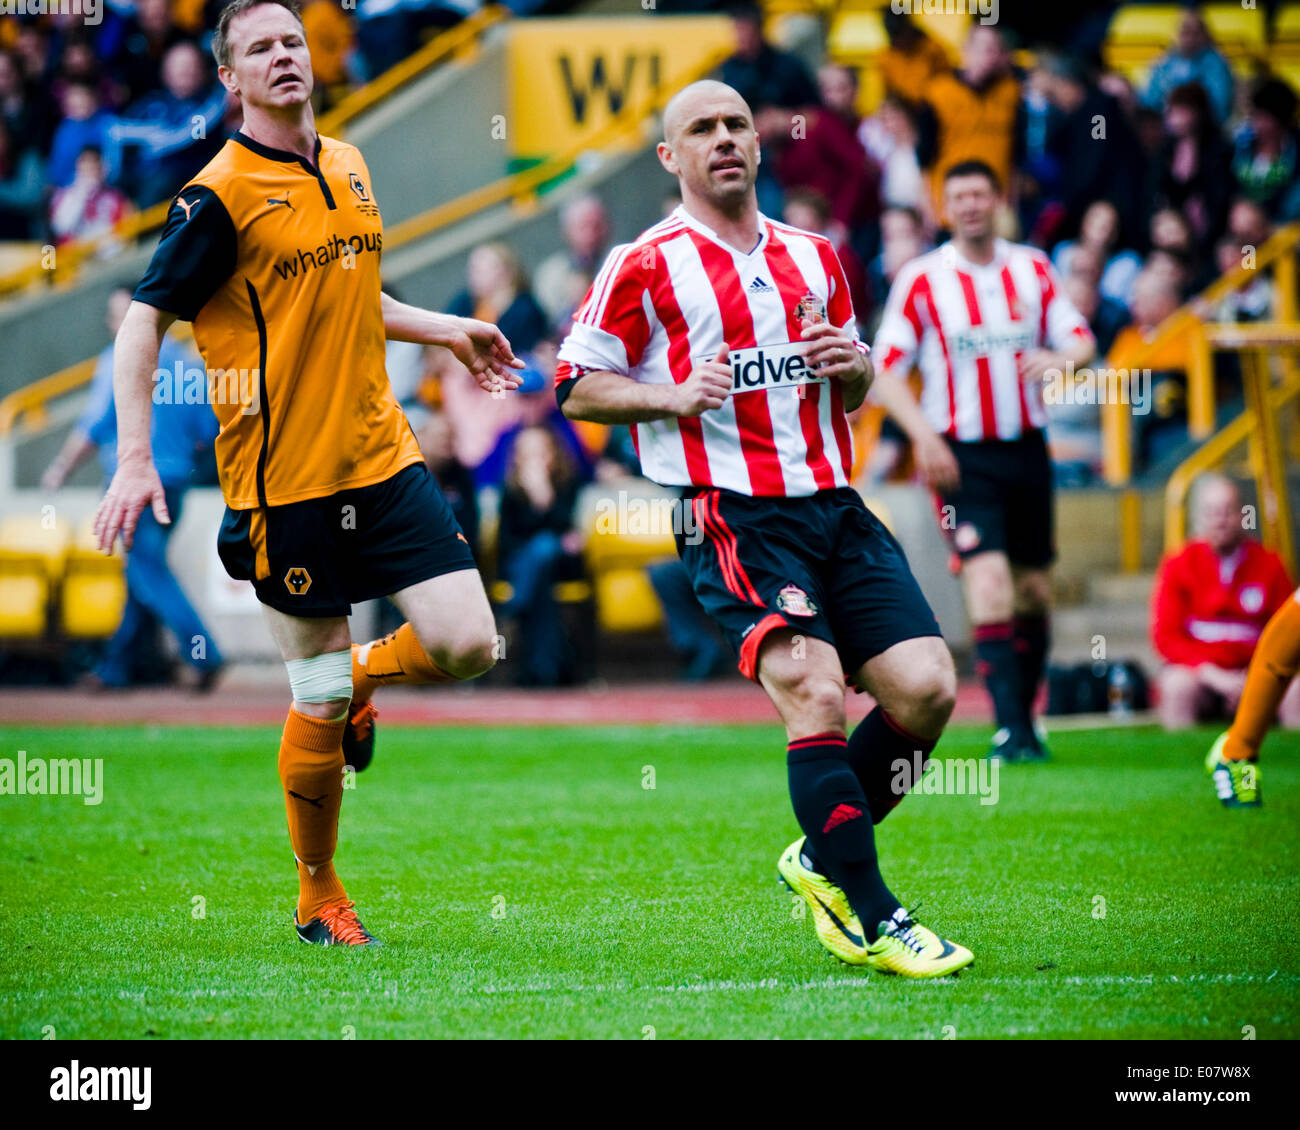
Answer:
133, 185, 237, 321
554, 374, 581, 410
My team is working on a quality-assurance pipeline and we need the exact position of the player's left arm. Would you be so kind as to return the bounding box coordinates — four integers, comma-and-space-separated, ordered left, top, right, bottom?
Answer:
380, 292, 524, 393
807, 241, 873, 412
1017, 257, 1096, 382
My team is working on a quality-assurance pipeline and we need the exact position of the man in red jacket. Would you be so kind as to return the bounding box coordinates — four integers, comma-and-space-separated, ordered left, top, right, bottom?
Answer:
1151, 474, 1300, 729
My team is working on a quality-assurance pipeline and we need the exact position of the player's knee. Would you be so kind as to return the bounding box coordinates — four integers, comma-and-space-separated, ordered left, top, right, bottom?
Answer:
1015, 573, 1052, 613
437, 631, 498, 680
891, 649, 957, 736
780, 672, 846, 731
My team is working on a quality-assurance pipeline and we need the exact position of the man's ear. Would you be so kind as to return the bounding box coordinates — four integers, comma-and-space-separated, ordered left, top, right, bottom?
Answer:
218, 64, 238, 96
656, 140, 677, 177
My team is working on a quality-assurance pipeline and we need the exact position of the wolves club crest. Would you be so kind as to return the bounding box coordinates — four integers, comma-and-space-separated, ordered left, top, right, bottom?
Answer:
776, 583, 817, 618
794, 292, 826, 326
284, 567, 312, 596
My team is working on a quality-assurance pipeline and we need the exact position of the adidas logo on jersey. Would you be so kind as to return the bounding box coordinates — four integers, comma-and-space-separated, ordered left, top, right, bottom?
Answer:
723, 341, 825, 393
747, 276, 776, 294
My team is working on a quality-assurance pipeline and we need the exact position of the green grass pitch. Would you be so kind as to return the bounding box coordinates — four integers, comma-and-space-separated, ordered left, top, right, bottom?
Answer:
1, 722, 1297, 1039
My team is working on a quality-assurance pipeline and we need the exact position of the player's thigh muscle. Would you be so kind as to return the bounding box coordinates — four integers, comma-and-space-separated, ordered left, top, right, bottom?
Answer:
853, 636, 956, 741
261, 605, 351, 662
391, 568, 496, 662
756, 628, 847, 738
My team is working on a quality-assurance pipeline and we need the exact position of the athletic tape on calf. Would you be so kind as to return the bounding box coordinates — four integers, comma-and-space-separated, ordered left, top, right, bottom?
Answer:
286, 649, 354, 703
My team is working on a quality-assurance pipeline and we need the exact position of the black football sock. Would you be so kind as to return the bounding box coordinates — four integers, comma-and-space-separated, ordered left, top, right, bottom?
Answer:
844, 706, 937, 825
787, 733, 901, 941
1014, 612, 1049, 720
974, 621, 1031, 739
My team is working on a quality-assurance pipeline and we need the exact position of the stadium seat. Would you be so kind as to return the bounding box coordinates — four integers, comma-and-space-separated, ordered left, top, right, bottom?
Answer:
0, 514, 71, 580
61, 522, 126, 639
1201, 4, 1266, 53
0, 566, 49, 639
1106, 5, 1184, 46
593, 569, 664, 634
1277, 5, 1300, 43
585, 512, 677, 634
827, 11, 888, 59
1104, 5, 1183, 78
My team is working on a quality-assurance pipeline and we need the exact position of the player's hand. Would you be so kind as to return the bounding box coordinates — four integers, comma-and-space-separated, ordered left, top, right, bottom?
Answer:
446, 317, 526, 394
913, 430, 960, 493
92, 456, 169, 553
801, 322, 870, 387
1017, 349, 1065, 383
672, 343, 733, 417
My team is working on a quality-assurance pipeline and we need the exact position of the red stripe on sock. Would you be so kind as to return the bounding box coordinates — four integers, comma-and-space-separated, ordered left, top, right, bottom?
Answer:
880, 710, 931, 748
973, 621, 1014, 642
788, 732, 847, 749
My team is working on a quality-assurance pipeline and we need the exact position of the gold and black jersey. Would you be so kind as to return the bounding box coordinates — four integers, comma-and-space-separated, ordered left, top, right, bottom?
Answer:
134, 132, 422, 510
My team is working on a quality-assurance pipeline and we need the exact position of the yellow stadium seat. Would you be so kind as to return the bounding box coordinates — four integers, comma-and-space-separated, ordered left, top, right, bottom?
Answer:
60, 534, 126, 638
1201, 3, 1266, 51
594, 569, 663, 634
585, 499, 679, 633
1277, 5, 1300, 42
0, 568, 48, 638
60, 570, 127, 638
827, 11, 888, 58
1107, 6, 1184, 46
0, 514, 71, 579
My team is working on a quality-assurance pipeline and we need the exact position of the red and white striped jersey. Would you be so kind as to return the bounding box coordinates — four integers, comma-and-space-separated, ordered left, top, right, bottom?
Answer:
872, 238, 1093, 442
555, 206, 866, 497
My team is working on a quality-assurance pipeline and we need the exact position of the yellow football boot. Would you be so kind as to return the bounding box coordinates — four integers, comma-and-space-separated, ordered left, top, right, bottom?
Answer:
777, 837, 870, 965
864, 908, 973, 978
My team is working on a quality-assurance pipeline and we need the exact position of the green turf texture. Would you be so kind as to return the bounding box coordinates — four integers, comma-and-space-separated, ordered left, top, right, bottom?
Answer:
1, 722, 1297, 1039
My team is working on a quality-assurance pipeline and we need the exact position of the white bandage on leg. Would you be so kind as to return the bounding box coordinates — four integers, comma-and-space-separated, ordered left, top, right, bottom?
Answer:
286, 649, 354, 705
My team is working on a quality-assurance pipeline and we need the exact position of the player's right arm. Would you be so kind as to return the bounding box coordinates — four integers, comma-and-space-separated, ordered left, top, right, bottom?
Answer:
93, 184, 237, 552
93, 303, 177, 551
555, 240, 731, 424
870, 262, 960, 492
559, 344, 732, 424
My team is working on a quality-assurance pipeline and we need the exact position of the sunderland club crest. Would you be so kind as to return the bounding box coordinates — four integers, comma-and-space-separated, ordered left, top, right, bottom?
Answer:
794, 292, 826, 326
776, 583, 818, 618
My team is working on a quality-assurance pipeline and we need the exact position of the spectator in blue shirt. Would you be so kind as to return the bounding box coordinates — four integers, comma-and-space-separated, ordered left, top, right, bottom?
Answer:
106, 42, 228, 206
42, 286, 225, 691
1140, 8, 1235, 123
48, 81, 116, 188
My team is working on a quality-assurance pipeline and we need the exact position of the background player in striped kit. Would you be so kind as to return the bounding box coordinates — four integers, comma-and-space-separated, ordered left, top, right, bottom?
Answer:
871, 161, 1096, 762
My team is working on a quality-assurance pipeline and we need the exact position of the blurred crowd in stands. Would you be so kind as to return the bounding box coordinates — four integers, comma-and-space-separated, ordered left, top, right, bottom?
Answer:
0, 0, 556, 242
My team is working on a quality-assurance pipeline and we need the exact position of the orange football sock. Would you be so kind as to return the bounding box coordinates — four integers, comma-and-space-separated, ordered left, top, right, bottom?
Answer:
1224, 594, 1300, 761
351, 622, 455, 702
279, 708, 348, 922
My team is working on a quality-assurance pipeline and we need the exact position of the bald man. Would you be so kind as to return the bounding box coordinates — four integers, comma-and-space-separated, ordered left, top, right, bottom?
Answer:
555, 79, 972, 977
1151, 474, 1299, 730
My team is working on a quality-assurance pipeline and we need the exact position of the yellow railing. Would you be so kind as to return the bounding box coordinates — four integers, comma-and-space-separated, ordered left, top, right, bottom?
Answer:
0, 6, 509, 299
1162, 329, 1300, 578
0, 357, 98, 439
1102, 222, 1300, 484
